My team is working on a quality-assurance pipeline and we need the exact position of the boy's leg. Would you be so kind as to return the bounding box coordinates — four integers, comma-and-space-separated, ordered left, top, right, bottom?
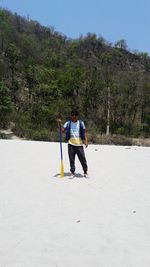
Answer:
76, 146, 88, 174
68, 144, 76, 174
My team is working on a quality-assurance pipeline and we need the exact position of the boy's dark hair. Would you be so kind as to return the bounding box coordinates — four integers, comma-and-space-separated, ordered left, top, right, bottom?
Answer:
71, 109, 79, 116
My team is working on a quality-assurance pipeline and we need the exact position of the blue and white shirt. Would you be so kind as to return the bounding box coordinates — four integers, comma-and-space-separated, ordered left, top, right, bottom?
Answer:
63, 120, 85, 146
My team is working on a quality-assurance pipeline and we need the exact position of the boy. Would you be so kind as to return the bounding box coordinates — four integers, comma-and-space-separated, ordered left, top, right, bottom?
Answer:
58, 110, 88, 177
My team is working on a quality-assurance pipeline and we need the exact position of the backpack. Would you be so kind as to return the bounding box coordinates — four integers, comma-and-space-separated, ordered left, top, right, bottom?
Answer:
65, 120, 85, 141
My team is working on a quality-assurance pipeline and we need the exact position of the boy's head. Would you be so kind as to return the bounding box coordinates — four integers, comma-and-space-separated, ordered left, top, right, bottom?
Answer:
70, 109, 78, 122
70, 109, 79, 117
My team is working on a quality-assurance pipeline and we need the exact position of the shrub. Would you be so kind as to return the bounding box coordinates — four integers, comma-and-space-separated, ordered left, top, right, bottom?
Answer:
0, 133, 8, 139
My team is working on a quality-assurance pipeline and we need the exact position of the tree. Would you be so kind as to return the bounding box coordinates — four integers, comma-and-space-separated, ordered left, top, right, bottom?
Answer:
5, 43, 21, 83
0, 81, 13, 127
114, 39, 128, 50
0, 10, 12, 51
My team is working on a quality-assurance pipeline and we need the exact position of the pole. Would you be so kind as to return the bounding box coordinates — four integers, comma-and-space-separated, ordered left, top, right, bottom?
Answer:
59, 123, 64, 177
106, 86, 110, 135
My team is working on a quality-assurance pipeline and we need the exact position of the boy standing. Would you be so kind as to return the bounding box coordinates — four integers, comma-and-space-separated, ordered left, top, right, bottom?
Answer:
58, 109, 88, 177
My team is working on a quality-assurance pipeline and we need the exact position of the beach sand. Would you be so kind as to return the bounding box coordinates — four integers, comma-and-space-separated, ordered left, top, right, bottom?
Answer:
0, 140, 150, 267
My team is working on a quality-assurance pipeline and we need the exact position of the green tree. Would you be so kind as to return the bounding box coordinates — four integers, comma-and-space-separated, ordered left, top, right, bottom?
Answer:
0, 81, 13, 127
114, 39, 128, 50
5, 43, 21, 83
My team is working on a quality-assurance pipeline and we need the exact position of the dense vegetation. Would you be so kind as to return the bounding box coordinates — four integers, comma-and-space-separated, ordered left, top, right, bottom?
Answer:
0, 8, 150, 142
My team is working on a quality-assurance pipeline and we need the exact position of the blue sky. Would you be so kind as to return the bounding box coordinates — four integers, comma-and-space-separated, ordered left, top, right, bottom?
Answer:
0, 0, 150, 54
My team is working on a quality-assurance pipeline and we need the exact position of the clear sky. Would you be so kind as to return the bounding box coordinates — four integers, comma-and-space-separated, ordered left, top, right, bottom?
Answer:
0, 0, 150, 54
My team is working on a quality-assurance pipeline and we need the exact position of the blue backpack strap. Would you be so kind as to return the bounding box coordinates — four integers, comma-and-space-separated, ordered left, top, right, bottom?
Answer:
79, 120, 85, 140
65, 120, 71, 141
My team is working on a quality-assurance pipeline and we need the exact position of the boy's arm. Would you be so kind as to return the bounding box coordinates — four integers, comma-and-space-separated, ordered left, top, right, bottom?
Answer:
84, 129, 88, 148
57, 119, 65, 132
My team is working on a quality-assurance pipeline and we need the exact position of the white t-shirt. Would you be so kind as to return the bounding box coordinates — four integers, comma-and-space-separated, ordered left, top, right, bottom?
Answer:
63, 120, 85, 146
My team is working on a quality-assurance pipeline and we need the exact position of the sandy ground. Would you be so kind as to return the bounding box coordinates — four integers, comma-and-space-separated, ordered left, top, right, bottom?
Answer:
0, 140, 150, 267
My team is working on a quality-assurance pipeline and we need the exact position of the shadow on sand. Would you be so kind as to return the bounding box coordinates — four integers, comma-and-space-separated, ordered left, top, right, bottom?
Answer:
53, 172, 85, 179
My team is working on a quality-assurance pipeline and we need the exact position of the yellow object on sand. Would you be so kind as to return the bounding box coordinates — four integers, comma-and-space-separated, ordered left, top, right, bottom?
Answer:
60, 160, 64, 178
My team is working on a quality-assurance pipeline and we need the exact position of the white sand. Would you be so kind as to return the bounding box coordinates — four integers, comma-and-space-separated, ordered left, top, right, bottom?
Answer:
0, 140, 150, 267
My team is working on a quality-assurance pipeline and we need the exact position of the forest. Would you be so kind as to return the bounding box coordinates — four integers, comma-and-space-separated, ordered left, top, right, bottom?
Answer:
0, 8, 150, 143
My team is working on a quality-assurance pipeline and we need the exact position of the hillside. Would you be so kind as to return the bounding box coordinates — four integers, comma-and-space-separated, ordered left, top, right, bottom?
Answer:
0, 8, 150, 141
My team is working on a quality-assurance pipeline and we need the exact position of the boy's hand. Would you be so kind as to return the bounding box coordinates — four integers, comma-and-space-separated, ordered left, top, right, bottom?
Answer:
84, 140, 88, 148
57, 119, 65, 132
57, 119, 62, 124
